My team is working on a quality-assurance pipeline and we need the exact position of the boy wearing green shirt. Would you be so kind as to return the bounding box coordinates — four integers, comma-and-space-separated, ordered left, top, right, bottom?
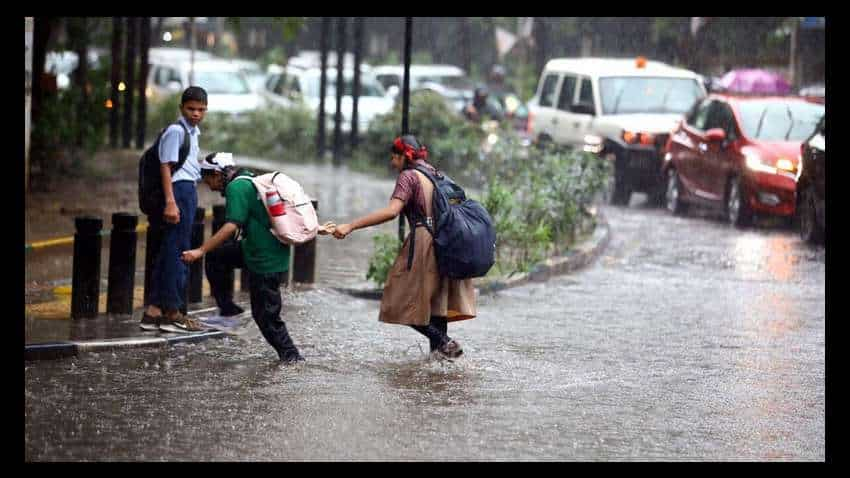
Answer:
181, 153, 303, 363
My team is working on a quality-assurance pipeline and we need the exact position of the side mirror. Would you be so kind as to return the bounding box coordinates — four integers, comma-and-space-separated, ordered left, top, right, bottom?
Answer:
571, 101, 595, 116
166, 80, 183, 93
386, 85, 400, 98
705, 128, 726, 142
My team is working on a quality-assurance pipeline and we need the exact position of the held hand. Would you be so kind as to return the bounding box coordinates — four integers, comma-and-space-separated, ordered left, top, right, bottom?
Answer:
333, 223, 353, 239
163, 202, 180, 225
181, 249, 204, 263
317, 221, 336, 235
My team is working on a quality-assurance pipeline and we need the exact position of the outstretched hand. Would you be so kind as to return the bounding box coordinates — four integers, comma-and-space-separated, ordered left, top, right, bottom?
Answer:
333, 223, 353, 239
318, 222, 336, 235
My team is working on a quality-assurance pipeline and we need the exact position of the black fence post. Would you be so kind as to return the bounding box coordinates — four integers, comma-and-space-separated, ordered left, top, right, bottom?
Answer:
293, 199, 318, 284
106, 213, 138, 315
189, 207, 205, 303
71, 216, 103, 319
212, 204, 235, 297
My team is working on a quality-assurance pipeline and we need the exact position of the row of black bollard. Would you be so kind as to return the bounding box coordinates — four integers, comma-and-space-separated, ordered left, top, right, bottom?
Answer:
70, 200, 318, 319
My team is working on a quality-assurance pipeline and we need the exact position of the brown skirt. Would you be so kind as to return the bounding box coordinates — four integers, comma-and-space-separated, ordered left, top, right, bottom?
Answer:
379, 226, 477, 326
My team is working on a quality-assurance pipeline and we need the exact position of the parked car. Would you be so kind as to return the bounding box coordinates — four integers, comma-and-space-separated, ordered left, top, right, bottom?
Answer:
146, 58, 266, 116
796, 115, 825, 243
527, 57, 707, 206
261, 65, 393, 135
798, 83, 825, 105
662, 95, 824, 227
372, 64, 475, 113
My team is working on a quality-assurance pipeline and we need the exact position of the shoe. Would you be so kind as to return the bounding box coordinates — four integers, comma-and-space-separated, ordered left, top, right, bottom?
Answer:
219, 302, 245, 317
159, 313, 208, 333
139, 313, 161, 331
279, 353, 305, 364
440, 339, 463, 358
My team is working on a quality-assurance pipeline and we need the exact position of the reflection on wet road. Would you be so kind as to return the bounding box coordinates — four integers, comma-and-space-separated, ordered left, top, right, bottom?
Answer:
25, 196, 825, 461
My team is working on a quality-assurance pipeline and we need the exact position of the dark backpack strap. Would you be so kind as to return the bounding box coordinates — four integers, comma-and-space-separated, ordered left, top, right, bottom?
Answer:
171, 121, 191, 173
406, 166, 437, 271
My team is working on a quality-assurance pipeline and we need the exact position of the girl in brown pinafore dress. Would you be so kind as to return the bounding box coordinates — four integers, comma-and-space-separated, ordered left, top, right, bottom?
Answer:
325, 135, 476, 358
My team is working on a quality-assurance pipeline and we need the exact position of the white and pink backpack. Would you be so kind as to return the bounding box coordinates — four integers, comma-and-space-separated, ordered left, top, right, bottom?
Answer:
233, 172, 319, 245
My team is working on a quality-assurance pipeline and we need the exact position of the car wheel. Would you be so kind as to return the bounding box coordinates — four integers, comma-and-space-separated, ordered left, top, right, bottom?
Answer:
665, 169, 688, 216
799, 185, 824, 244
726, 176, 753, 228
610, 156, 632, 206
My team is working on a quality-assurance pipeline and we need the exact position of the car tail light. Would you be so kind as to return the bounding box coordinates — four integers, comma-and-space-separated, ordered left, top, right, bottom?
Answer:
639, 133, 655, 145
526, 111, 534, 134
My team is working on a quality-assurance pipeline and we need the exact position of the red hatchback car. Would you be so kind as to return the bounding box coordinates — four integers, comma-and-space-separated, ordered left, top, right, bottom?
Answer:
662, 94, 824, 227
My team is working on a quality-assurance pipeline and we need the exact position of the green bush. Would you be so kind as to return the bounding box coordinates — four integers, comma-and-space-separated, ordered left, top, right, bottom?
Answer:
354, 90, 483, 182
147, 98, 316, 160
31, 65, 111, 174
202, 105, 316, 160
366, 233, 402, 287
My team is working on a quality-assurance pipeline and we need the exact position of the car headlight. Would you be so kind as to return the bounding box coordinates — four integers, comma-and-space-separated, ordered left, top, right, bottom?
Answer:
584, 134, 603, 153
744, 151, 778, 174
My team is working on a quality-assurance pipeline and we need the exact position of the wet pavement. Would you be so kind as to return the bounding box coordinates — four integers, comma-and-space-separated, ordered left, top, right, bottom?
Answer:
24, 191, 825, 461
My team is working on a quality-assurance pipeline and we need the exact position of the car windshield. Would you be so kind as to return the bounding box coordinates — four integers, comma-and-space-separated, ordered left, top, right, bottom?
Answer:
737, 100, 824, 142
599, 77, 704, 115
195, 71, 251, 95
305, 74, 387, 98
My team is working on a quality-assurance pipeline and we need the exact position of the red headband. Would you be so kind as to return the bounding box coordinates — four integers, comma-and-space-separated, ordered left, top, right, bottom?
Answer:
392, 137, 428, 161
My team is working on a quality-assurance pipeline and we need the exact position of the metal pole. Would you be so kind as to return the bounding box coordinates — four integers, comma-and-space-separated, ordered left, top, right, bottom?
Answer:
399, 17, 412, 243
107, 213, 138, 315
71, 216, 103, 319
317, 17, 330, 159
350, 17, 363, 150
188, 207, 205, 303
333, 17, 347, 165
293, 199, 319, 284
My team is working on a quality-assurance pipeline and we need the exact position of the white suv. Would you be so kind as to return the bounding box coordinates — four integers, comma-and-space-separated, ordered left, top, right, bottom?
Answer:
261, 65, 394, 135
527, 57, 706, 206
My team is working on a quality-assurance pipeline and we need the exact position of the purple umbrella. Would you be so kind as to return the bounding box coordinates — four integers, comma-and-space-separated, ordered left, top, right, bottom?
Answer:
719, 69, 792, 95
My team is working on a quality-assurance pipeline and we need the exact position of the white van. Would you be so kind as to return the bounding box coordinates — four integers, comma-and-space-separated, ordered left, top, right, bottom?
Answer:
527, 57, 706, 206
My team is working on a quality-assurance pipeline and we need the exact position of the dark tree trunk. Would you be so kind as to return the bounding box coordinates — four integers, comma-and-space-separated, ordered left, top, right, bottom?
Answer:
350, 17, 363, 150
123, 17, 138, 149
152, 17, 164, 46
136, 17, 151, 149
69, 17, 89, 148
317, 17, 330, 158
333, 17, 347, 165
534, 17, 548, 78
31, 17, 57, 130
110, 17, 123, 149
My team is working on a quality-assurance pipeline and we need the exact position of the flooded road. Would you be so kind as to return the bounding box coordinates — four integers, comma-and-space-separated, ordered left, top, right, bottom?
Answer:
25, 195, 825, 461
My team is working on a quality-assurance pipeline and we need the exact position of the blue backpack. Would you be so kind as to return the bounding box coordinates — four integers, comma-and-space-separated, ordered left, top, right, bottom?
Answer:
407, 165, 496, 279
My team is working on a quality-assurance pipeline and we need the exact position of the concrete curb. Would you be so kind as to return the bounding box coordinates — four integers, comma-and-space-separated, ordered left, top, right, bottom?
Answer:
333, 210, 612, 300
25, 308, 230, 361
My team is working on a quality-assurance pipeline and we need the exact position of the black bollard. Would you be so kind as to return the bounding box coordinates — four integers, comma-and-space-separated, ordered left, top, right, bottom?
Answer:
143, 219, 163, 306
212, 204, 235, 297
71, 216, 103, 319
106, 213, 138, 315
188, 207, 205, 303
293, 199, 319, 284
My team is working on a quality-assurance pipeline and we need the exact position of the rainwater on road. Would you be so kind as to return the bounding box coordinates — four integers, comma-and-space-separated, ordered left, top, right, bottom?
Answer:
25, 191, 825, 461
